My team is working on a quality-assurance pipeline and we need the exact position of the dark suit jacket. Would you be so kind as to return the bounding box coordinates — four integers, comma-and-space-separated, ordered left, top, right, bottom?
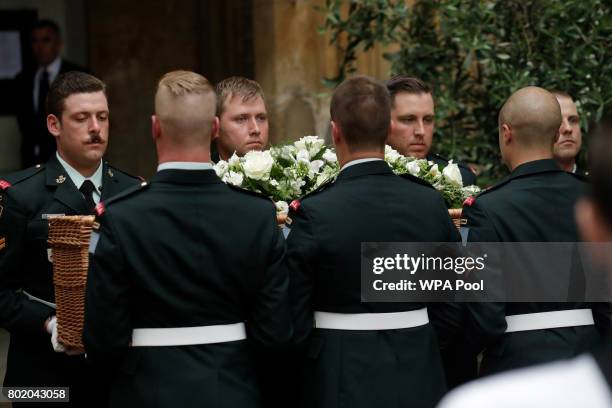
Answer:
286, 160, 459, 408
0, 155, 140, 406
13, 59, 87, 168
83, 169, 292, 408
462, 159, 609, 375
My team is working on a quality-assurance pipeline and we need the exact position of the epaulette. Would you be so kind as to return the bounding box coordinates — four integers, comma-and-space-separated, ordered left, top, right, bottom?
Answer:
399, 172, 435, 189
95, 181, 149, 216
474, 176, 512, 198
104, 162, 145, 182
287, 177, 336, 215
0, 164, 45, 190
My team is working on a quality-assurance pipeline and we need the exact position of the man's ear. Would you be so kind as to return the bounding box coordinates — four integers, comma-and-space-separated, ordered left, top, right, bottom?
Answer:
211, 116, 220, 142
387, 120, 395, 142
331, 120, 341, 146
576, 198, 609, 242
211, 117, 220, 141
151, 115, 161, 141
47, 114, 61, 138
501, 123, 513, 146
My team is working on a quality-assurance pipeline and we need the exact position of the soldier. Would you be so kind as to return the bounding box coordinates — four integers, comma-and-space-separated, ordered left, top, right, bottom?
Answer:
551, 90, 587, 175
385, 75, 477, 388
83, 70, 291, 407
462, 86, 607, 376
438, 115, 612, 408
212, 76, 269, 161
386, 75, 477, 185
0, 71, 141, 406
286, 75, 459, 408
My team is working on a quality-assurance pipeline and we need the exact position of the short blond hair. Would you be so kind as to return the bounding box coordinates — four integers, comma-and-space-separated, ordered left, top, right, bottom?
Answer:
215, 76, 265, 116
158, 70, 214, 97
155, 70, 216, 142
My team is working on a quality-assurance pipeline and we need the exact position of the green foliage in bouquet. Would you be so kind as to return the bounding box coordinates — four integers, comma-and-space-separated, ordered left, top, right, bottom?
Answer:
320, 0, 612, 183
214, 137, 480, 212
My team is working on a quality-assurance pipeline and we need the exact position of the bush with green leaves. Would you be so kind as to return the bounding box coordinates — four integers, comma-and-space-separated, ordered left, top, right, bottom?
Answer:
321, 0, 612, 183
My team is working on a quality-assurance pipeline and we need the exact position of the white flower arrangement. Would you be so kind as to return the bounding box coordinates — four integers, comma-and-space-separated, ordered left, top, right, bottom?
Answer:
213, 136, 340, 215
214, 137, 480, 213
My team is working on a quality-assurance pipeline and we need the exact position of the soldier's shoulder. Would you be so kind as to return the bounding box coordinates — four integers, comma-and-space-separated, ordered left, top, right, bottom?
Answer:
397, 172, 435, 190
95, 181, 149, 216
0, 164, 46, 192
105, 163, 144, 183
287, 177, 336, 217
226, 184, 274, 203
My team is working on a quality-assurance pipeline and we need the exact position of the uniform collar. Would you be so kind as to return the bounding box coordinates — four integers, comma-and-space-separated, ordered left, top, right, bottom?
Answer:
509, 159, 562, 180
340, 158, 383, 172
152, 168, 220, 185
336, 159, 392, 181
56, 152, 103, 194
157, 161, 213, 171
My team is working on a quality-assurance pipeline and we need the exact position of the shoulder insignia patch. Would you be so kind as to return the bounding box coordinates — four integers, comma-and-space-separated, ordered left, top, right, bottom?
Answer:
289, 199, 301, 213
2, 165, 45, 187
463, 196, 476, 206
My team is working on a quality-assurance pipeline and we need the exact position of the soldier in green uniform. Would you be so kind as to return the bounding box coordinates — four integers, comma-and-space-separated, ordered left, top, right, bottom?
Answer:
0, 72, 141, 406
83, 71, 292, 408
462, 86, 609, 376
385, 75, 477, 186
286, 75, 459, 408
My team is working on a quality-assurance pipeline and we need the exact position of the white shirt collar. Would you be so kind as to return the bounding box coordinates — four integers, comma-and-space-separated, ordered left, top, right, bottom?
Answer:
572, 163, 577, 173
157, 162, 214, 172
340, 158, 384, 172
56, 152, 103, 194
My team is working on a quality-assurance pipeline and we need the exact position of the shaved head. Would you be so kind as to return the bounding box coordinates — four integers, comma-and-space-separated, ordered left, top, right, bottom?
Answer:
154, 71, 216, 147
499, 86, 562, 149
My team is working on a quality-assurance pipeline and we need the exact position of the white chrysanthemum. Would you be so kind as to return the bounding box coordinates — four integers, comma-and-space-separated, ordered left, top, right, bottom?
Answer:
242, 150, 274, 180
442, 161, 463, 187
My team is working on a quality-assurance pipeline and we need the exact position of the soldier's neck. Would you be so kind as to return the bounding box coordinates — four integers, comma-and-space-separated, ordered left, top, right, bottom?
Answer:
556, 158, 576, 172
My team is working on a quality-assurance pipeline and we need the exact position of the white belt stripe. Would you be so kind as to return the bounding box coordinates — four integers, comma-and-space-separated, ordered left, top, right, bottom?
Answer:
505, 309, 595, 333
314, 308, 429, 331
131, 322, 246, 347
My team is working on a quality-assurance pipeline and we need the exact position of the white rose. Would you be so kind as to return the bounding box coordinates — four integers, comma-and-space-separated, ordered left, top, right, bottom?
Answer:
213, 160, 229, 177
226, 171, 244, 186
242, 150, 274, 180
275, 200, 289, 215
385, 145, 401, 164
407, 160, 421, 177
228, 153, 241, 167
442, 161, 463, 187
322, 150, 337, 163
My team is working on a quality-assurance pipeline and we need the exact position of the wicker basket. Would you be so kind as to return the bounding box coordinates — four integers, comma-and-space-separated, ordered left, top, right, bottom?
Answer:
448, 208, 465, 230
47, 215, 95, 351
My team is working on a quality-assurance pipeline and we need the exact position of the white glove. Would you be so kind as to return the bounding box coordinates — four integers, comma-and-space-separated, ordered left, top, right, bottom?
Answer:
46, 316, 67, 353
